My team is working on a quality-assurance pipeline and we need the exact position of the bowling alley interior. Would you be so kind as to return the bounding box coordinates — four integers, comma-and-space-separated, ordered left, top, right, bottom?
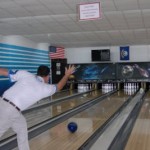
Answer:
1, 0, 150, 150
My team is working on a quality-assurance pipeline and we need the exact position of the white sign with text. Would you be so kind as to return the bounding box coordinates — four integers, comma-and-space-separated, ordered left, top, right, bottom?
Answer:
78, 2, 101, 21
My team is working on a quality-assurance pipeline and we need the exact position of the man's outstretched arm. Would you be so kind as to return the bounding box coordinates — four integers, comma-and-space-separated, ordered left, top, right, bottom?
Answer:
57, 65, 75, 91
0, 68, 8, 76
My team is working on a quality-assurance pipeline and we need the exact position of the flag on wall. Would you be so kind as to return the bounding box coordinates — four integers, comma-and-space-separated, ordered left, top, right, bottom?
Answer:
120, 46, 129, 60
49, 46, 65, 59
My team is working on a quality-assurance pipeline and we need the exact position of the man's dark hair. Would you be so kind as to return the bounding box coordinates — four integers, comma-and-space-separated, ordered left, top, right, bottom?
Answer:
37, 65, 50, 77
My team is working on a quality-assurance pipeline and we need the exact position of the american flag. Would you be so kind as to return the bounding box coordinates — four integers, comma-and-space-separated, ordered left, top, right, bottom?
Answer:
49, 46, 65, 59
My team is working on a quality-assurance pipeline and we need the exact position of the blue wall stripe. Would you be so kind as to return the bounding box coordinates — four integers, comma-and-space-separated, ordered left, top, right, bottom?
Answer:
0, 57, 48, 63
0, 62, 50, 66
0, 48, 48, 56
0, 43, 48, 54
0, 43, 50, 96
0, 56, 49, 62
0, 78, 9, 80
0, 51, 49, 59
0, 66, 48, 69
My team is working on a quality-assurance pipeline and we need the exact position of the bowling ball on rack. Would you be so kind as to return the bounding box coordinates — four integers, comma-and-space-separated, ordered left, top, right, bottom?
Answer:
69, 75, 75, 80
139, 88, 144, 94
67, 122, 78, 133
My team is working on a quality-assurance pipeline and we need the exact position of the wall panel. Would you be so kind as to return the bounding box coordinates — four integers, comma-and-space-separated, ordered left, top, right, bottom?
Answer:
0, 43, 50, 96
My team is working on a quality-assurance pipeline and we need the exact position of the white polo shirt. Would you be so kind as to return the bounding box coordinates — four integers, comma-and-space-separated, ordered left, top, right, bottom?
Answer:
3, 70, 57, 111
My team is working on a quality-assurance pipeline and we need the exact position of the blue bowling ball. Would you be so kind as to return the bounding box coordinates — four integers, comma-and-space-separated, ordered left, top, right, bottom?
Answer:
67, 122, 78, 133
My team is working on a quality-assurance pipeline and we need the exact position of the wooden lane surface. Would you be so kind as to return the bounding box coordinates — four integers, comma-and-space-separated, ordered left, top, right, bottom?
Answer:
51, 89, 78, 100
0, 90, 102, 141
125, 91, 150, 150
30, 89, 79, 107
26, 90, 103, 128
13, 91, 131, 150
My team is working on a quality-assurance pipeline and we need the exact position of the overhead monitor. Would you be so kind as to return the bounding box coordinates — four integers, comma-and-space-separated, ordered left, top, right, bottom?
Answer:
91, 49, 110, 61
101, 49, 110, 61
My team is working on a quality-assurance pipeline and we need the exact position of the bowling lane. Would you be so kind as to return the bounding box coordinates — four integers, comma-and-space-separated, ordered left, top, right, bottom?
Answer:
124, 90, 150, 150
51, 89, 79, 100
22, 91, 131, 150
29, 89, 79, 108
0, 90, 104, 141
